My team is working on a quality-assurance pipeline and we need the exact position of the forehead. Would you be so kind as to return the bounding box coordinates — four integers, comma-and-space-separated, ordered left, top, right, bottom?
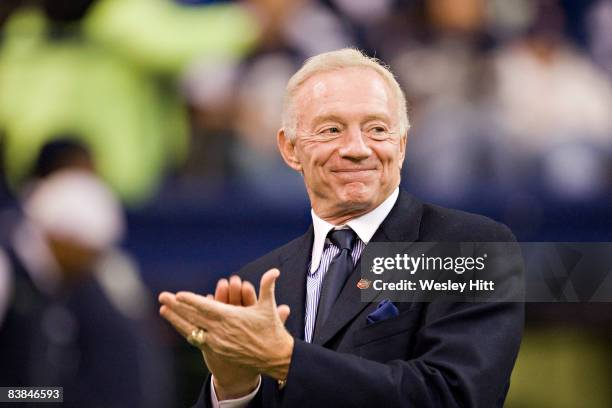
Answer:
294, 67, 396, 123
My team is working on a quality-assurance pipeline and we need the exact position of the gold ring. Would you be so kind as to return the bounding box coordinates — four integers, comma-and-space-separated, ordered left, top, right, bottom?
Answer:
187, 328, 206, 348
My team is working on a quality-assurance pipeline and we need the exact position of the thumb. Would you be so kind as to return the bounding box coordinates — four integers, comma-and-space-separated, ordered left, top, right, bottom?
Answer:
258, 268, 280, 307
277, 304, 291, 324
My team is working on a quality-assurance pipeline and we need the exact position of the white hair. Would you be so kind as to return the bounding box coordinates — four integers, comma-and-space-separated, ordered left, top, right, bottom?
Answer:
282, 48, 410, 140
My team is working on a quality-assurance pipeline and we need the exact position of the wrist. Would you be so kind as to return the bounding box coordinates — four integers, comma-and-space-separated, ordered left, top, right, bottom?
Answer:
266, 334, 294, 381
213, 374, 260, 401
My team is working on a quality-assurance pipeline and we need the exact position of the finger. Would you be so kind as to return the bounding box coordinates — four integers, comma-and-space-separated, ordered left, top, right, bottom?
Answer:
277, 304, 290, 324
206, 294, 214, 300
241, 280, 257, 306
159, 305, 195, 339
258, 268, 280, 307
215, 279, 229, 304
167, 295, 215, 330
177, 291, 227, 319
158, 291, 176, 305
228, 275, 242, 306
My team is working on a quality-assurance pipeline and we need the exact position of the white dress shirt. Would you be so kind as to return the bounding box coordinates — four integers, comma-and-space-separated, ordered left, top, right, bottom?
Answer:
210, 188, 400, 407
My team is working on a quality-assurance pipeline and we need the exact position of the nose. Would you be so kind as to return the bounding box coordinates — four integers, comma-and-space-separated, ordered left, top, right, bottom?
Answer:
338, 126, 372, 160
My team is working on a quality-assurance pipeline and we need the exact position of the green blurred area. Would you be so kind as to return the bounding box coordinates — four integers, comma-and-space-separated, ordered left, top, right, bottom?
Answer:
507, 326, 612, 408
0, 0, 259, 204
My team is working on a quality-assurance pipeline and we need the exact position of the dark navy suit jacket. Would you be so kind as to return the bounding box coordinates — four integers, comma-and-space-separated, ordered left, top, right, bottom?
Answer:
194, 190, 524, 407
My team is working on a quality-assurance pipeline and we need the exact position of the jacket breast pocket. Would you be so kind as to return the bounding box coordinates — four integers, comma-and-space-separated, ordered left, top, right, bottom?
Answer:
352, 309, 421, 362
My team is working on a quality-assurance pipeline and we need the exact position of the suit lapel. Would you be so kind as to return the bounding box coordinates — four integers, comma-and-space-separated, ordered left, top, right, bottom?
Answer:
275, 226, 313, 340
313, 191, 423, 346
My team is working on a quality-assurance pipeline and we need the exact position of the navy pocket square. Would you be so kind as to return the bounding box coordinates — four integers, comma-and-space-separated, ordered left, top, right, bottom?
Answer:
366, 299, 399, 325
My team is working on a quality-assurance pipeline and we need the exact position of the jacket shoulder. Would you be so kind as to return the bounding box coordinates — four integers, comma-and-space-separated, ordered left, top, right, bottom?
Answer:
235, 232, 310, 282
419, 203, 516, 242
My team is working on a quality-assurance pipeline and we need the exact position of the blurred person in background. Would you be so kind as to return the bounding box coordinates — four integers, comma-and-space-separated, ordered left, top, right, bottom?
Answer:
0, 0, 269, 205
0, 139, 174, 407
489, 0, 612, 201
230, 53, 307, 203
587, 0, 612, 79
391, 0, 498, 204
180, 0, 358, 203
181, 51, 308, 203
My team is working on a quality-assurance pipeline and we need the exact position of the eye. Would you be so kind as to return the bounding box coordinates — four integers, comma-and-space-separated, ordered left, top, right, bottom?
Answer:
322, 127, 341, 134
366, 126, 390, 140
315, 127, 343, 139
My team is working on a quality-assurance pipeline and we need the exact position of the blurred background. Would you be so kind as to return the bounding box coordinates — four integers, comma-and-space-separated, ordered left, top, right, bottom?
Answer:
0, 0, 611, 406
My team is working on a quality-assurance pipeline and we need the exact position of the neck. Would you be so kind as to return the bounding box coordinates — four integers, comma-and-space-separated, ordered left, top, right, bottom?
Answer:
313, 194, 389, 226
316, 207, 371, 226
309, 186, 398, 226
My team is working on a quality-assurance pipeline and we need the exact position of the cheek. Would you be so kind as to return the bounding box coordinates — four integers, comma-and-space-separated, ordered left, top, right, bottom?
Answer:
374, 144, 400, 166
372, 148, 403, 183
300, 144, 334, 174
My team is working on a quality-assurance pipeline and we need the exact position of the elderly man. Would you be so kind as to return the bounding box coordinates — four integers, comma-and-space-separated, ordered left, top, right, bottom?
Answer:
159, 48, 523, 407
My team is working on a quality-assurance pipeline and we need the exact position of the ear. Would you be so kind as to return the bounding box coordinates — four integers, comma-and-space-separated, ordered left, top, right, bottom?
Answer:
277, 128, 302, 173
397, 133, 407, 170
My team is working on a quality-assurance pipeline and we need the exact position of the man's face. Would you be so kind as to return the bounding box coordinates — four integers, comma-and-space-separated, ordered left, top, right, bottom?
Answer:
47, 236, 101, 282
279, 67, 406, 222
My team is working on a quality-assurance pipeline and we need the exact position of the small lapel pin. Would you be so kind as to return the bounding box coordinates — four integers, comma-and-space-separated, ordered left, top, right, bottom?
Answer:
357, 278, 371, 289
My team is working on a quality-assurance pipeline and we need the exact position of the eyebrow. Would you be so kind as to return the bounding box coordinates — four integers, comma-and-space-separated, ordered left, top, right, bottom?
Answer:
310, 112, 393, 128
361, 113, 393, 124
311, 114, 346, 127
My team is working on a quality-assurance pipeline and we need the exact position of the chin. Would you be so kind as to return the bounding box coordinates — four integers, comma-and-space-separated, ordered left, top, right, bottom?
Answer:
339, 183, 376, 209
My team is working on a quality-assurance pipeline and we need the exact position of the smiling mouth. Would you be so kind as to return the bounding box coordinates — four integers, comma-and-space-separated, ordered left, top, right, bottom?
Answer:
331, 169, 376, 173
331, 169, 377, 180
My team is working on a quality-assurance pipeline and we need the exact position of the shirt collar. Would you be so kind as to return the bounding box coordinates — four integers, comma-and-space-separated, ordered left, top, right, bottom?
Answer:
309, 187, 399, 274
